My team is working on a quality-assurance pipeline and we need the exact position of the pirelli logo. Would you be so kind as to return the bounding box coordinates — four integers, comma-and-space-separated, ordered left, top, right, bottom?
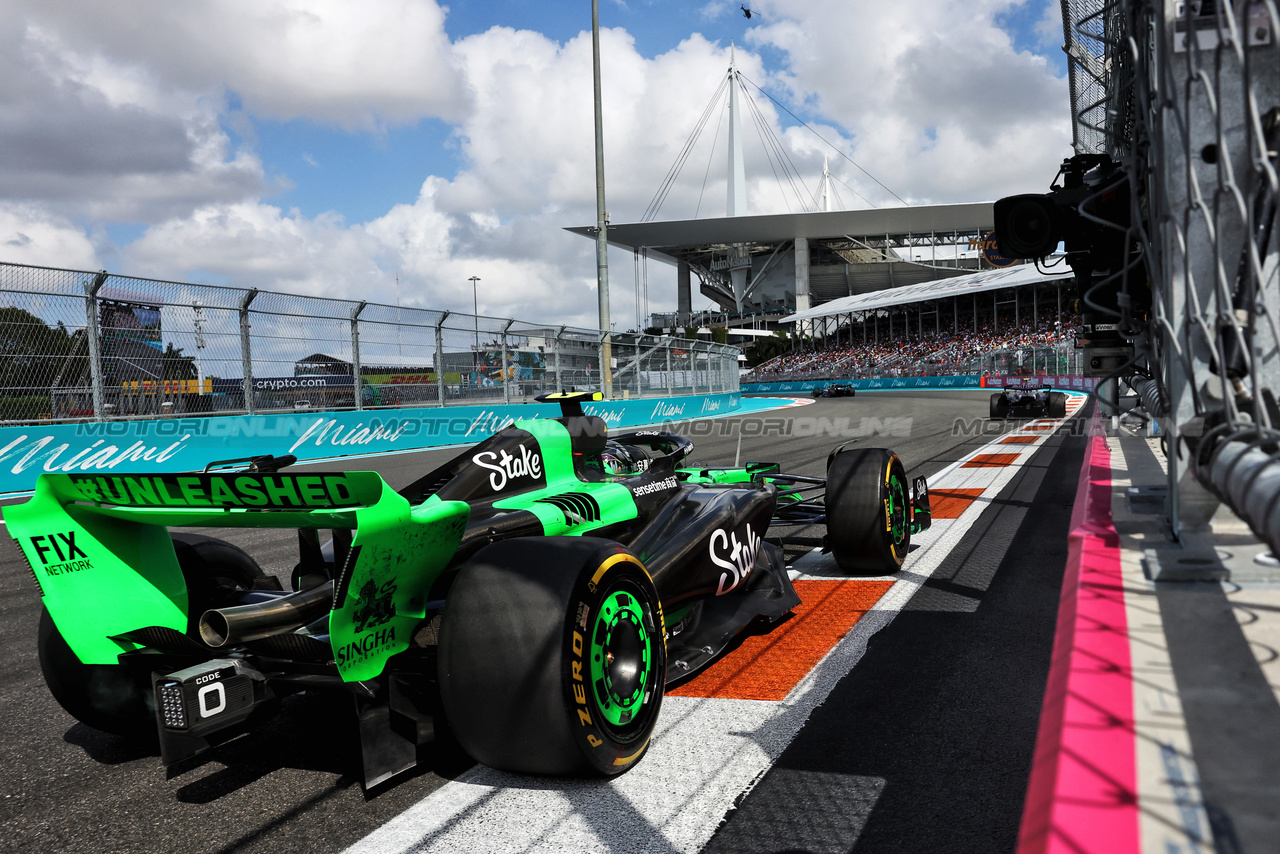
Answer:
67, 473, 367, 510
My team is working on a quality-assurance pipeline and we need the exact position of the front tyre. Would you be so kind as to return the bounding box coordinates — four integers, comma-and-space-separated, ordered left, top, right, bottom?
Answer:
990, 393, 1009, 419
37, 533, 267, 739
438, 538, 665, 776
825, 448, 911, 574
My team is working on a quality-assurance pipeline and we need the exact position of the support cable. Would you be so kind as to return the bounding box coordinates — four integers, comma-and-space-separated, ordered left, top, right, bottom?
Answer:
738, 71, 909, 206
643, 76, 729, 222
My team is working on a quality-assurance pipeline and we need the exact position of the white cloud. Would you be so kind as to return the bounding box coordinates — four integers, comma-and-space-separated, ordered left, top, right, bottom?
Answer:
16, 0, 468, 130
1, 0, 1075, 331
0, 204, 100, 270
0, 17, 271, 222
1034, 0, 1066, 50
745, 0, 1072, 203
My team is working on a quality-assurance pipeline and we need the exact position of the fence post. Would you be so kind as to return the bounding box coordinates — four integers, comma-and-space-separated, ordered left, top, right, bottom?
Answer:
691, 341, 700, 395
666, 338, 674, 396
598, 331, 609, 397
82, 271, 108, 421
350, 300, 367, 411
634, 338, 642, 399
500, 319, 514, 404
435, 311, 449, 407
554, 325, 566, 393
239, 288, 259, 415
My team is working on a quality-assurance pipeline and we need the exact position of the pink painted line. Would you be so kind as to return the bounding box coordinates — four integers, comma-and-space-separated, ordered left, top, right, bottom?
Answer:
1018, 409, 1139, 854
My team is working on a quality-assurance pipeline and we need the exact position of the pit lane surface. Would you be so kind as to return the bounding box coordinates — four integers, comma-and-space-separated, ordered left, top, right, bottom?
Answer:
0, 391, 1086, 854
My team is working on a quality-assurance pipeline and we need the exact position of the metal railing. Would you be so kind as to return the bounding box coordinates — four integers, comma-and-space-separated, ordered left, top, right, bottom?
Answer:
1061, 0, 1280, 552
0, 262, 741, 424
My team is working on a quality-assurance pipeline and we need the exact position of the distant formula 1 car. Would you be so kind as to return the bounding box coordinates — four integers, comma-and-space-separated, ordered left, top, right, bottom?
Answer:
990, 381, 1067, 418
812, 382, 856, 398
6, 392, 930, 787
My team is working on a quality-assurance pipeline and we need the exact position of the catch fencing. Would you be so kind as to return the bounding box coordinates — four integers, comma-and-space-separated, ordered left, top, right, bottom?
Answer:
0, 262, 740, 424
1062, 0, 1280, 551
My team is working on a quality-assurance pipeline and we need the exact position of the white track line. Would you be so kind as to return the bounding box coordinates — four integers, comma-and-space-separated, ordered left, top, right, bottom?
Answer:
344, 396, 1086, 854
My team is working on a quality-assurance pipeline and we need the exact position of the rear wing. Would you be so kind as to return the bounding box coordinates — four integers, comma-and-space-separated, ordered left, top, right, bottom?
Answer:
5, 469, 468, 682
22, 470, 390, 529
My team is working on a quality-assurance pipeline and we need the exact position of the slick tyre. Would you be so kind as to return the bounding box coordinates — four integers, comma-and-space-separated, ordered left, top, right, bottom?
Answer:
1048, 392, 1067, 418
438, 538, 665, 777
825, 448, 911, 574
990, 393, 1009, 419
38, 533, 267, 739
170, 533, 269, 634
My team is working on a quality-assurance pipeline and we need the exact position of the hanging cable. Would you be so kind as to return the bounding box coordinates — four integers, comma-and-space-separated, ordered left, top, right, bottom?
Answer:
695, 100, 727, 219
743, 89, 796, 212
829, 173, 876, 208
643, 76, 729, 222
740, 77, 811, 212
738, 71, 909, 206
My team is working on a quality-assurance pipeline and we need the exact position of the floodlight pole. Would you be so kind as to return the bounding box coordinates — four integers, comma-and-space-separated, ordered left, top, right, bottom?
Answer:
592, 0, 613, 398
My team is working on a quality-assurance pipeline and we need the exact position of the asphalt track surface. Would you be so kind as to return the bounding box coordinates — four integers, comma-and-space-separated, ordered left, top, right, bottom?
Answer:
0, 390, 1086, 854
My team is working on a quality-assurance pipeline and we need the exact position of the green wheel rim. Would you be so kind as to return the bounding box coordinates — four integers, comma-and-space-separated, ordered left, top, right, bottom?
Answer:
588, 587, 653, 729
888, 472, 907, 546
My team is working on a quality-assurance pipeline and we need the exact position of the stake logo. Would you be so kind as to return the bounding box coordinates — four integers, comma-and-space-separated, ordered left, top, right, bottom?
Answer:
28, 532, 92, 576
710, 524, 761, 595
472, 445, 543, 491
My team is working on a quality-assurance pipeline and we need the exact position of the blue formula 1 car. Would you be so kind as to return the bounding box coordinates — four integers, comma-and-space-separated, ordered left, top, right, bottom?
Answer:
989, 381, 1067, 418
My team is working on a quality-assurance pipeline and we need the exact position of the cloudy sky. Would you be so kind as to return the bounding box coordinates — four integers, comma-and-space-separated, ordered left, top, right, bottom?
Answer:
1, 0, 1072, 330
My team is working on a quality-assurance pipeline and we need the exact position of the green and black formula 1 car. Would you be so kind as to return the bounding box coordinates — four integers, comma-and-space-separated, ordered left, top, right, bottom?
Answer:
5, 392, 930, 787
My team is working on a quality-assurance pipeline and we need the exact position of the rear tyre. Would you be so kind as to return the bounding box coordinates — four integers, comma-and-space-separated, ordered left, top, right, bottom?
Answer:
438, 538, 665, 776
825, 448, 911, 574
990, 393, 1009, 419
1048, 392, 1067, 418
170, 533, 270, 633
38, 533, 267, 739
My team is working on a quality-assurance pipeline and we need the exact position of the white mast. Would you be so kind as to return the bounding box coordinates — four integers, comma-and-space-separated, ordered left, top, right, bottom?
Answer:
821, 155, 831, 212
726, 44, 749, 314
726, 44, 747, 217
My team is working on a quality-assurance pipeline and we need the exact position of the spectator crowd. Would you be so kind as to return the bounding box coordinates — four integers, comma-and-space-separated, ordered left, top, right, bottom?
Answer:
744, 311, 1080, 381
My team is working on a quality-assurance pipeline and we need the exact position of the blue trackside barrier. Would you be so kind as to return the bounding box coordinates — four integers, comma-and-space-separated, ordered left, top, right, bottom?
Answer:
0, 393, 750, 496
743, 376, 983, 393
742, 374, 1100, 395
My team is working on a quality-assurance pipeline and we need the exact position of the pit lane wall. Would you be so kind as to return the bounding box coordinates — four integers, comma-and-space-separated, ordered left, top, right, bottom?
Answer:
0, 393, 742, 496
743, 375, 1099, 394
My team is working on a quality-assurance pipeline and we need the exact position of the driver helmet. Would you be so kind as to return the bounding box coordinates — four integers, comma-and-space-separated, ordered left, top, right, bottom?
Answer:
600, 442, 645, 476
600, 450, 629, 476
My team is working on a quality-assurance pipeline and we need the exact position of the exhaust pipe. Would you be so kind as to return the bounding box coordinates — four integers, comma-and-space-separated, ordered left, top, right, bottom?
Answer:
199, 581, 334, 648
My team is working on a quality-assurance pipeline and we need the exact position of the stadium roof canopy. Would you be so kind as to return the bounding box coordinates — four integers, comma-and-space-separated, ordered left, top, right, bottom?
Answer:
565, 203, 995, 258
779, 261, 1074, 324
